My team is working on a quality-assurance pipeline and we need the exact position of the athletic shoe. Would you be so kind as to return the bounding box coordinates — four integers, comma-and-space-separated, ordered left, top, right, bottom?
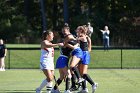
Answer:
64, 90, 72, 93
0, 68, 5, 71
70, 86, 77, 91
51, 88, 60, 93
92, 83, 98, 93
36, 88, 42, 93
47, 91, 51, 93
2, 69, 5, 71
78, 88, 88, 93
82, 88, 88, 93
78, 78, 85, 83
78, 86, 82, 91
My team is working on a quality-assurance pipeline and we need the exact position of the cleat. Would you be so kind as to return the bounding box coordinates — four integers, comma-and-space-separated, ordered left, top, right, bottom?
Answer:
78, 86, 83, 91
51, 88, 60, 93
92, 83, 98, 93
64, 90, 72, 93
47, 91, 51, 93
77, 78, 85, 83
78, 88, 88, 93
0, 68, 5, 71
82, 88, 88, 93
36, 88, 42, 93
70, 86, 78, 91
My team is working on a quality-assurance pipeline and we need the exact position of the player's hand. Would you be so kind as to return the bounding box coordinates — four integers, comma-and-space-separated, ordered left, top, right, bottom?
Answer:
58, 43, 64, 47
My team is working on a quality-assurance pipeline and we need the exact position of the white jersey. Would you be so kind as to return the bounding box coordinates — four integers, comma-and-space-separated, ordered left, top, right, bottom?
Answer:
40, 47, 54, 70
101, 30, 110, 39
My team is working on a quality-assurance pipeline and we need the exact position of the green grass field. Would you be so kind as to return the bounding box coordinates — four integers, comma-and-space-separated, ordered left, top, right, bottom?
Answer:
0, 69, 140, 93
4, 49, 140, 69
6, 44, 40, 48
5, 44, 140, 69
1, 44, 140, 93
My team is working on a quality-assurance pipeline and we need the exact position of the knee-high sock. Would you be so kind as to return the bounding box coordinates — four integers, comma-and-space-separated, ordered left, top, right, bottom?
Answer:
83, 74, 95, 85
71, 67, 81, 79
54, 78, 62, 90
38, 79, 47, 90
82, 80, 86, 89
46, 81, 53, 91
65, 77, 71, 90
71, 74, 76, 87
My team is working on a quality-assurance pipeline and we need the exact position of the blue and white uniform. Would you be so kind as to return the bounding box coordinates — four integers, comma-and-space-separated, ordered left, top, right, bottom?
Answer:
40, 47, 54, 70
80, 39, 90, 65
69, 40, 83, 60
56, 47, 72, 68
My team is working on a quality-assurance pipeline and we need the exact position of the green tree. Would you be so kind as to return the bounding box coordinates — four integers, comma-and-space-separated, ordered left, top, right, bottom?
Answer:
0, 0, 139, 46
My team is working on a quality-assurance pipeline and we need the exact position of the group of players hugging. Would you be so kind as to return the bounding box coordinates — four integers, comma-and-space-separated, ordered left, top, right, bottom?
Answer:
36, 23, 98, 93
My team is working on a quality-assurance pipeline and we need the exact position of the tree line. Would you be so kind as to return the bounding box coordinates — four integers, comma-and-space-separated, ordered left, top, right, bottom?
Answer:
0, 0, 139, 46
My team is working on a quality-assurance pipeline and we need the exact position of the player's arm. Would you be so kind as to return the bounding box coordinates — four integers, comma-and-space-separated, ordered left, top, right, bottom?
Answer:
63, 35, 78, 49
100, 30, 104, 33
77, 36, 84, 42
87, 36, 92, 52
107, 30, 110, 34
89, 27, 93, 33
42, 41, 59, 48
4, 45, 7, 57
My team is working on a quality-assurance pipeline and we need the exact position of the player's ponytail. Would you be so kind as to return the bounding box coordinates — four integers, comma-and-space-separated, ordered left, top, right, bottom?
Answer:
42, 30, 53, 40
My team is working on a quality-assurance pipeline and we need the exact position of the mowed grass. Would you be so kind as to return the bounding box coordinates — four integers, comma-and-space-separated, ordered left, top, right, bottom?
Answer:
4, 49, 140, 69
0, 69, 140, 93
5, 44, 140, 68
6, 44, 40, 48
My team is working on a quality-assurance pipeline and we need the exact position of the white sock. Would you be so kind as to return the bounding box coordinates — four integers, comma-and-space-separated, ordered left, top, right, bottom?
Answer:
1, 60, 5, 69
38, 79, 47, 90
46, 81, 53, 91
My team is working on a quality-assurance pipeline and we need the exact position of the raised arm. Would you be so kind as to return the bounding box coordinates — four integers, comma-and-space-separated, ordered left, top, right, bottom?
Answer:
100, 30, 104, 33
